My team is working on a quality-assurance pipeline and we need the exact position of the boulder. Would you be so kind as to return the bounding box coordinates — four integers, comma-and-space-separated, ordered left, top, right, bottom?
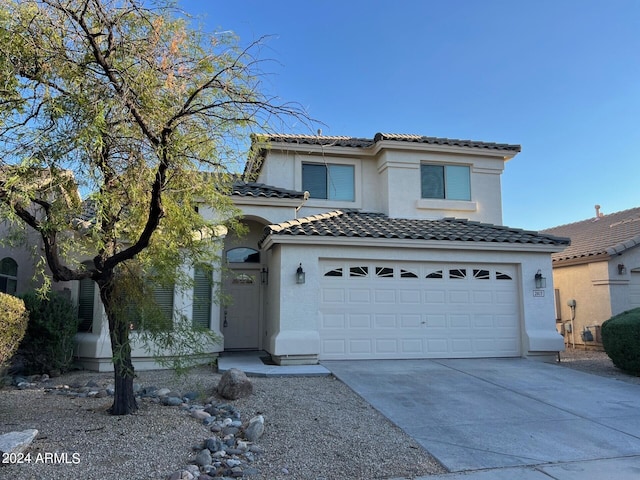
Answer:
217, 368, 253, 400
244, 415, 264, 442
0, 429, 38, 455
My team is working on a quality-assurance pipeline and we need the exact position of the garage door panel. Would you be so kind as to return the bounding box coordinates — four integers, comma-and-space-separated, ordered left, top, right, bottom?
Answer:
427, 338, 449, 353
399, 290, 421, 303
374, 289, 396, 303
376, 338, 398, 353
321, 313, 345, 329
451, 338, 473, 353
402, 338, 423, 353
450, 314, 471, 328
449, 290, 470, 304
426, 314, 446, 327
349, 289, 370, 303
349, 314, 372, 328
472, 290, 493, 303
350, 339, 373, 354
425, 290, 446, 303
375, 314, 397, 328
474, 314, 494, 328
400, 314, 422, 328
319, 261, 521, 359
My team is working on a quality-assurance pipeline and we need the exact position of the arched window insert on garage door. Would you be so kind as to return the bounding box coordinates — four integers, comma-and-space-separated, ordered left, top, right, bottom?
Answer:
496, 271, 512, 280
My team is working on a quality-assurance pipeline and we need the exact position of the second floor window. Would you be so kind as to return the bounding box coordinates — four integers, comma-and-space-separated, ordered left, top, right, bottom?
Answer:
421, 164, 470, 201
302, 163, 354, 201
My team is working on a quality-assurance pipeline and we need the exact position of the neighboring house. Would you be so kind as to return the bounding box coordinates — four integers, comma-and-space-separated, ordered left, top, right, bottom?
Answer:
541, 206, 640, 348
1, 132, 571, 370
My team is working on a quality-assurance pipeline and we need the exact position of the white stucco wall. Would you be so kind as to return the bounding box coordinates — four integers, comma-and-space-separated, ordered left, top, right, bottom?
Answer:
255, 143, 509, 225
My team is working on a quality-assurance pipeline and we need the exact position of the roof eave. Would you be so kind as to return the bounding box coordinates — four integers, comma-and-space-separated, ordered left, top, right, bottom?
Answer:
551, 252, 611, 268
260, 234, 568, 253
371, 139, 520, 160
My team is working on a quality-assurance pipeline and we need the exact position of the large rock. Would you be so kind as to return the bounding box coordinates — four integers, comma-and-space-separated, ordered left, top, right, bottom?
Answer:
0, 429, 38, 455
217, 368, 253, 400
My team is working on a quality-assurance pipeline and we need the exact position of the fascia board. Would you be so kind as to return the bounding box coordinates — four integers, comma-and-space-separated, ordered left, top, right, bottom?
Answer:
232, 197, 301, 208
258, 142, 375, 157
261, 235, 566, 253
370, 140, 518, 161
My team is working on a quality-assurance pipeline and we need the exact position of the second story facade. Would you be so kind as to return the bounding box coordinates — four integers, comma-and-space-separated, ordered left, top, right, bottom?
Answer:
244, 133, 521, 224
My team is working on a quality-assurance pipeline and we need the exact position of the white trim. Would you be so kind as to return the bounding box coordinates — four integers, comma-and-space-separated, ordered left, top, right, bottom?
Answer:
416, 199, 478, 212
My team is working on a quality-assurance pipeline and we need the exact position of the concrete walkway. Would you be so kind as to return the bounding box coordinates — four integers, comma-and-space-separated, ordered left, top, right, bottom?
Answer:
217, 351, 330, 377
325, 358, 640, 480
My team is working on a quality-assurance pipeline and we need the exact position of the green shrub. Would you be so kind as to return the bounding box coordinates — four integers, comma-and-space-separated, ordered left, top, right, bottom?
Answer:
20, 291, 80, 375
0, 292, 28, 371
601, 307, 640, 374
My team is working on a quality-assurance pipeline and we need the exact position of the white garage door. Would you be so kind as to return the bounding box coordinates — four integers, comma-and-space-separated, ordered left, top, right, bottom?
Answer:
319, 261, 521, 359
630, 271, 640, 310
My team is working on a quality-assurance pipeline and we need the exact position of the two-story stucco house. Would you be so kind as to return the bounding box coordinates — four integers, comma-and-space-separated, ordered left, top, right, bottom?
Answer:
0, 132, 570, 370
216, 133, 569, 365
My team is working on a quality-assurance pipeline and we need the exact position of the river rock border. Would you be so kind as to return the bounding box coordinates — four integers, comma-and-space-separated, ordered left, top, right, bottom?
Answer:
11, 373, 263, 479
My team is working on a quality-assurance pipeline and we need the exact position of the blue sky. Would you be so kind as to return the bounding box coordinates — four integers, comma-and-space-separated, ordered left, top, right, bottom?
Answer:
180, 0, 640, 231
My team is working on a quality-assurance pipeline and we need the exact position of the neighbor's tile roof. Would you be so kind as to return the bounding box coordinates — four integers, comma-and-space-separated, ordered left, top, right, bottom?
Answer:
256, 133, 521, 153
231, 182, 306, 199
260, 210, 569, 247
541, 207, 640, 263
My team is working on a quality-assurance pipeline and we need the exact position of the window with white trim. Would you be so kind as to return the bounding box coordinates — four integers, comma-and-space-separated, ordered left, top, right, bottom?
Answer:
127, 281, 175, 331
0, 257, 17, 295
302, 163, 354, 201
192, 265, 213, 329
421, 164, 471, 201
77, 262, 95, 333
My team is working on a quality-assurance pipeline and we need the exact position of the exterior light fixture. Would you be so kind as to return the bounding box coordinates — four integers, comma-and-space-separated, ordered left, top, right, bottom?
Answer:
261, 267, 269, 285
618, 264, 627, 275
534, 269, 546, 289
296, 263, 306, 284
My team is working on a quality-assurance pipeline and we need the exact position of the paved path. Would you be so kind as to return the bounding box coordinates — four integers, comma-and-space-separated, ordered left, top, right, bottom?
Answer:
325, 358, 640, 479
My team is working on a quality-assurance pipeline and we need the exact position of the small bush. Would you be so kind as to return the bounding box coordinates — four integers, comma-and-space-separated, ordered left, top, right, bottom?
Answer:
601, 307, 640, 374
20, 291, 80, 375
0, 292, 28, 371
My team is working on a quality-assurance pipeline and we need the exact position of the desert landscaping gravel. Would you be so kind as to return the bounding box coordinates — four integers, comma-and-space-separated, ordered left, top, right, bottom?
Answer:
1, 366, 444, 480
2, 348, 637, 480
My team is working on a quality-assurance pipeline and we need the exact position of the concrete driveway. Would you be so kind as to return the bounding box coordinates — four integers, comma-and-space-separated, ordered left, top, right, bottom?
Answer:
325, 358, 640, 479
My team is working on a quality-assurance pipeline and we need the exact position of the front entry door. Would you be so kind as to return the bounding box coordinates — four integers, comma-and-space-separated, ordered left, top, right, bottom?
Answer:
223, 269, 260, 349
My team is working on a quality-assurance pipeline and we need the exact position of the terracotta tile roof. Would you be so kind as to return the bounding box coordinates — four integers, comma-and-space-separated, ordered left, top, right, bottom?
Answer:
254, 133, 521, 152
541, 206, 640, 263
232, 181, 305, 199
256, 134, 373, 148
261, 210, 569, 247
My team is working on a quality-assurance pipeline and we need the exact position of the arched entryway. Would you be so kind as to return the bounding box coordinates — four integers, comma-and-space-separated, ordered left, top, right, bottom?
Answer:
222, 218, 268, 350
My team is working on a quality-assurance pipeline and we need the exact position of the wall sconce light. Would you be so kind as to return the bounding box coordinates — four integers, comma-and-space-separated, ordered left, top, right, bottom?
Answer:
296, 263, 305, 284
618, 264, 627, 275
261, 267, 269, 285
534, 269, 546, 289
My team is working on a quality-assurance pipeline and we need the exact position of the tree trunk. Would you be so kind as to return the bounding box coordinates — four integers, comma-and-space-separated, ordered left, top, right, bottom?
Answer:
98, 274, 138, 415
